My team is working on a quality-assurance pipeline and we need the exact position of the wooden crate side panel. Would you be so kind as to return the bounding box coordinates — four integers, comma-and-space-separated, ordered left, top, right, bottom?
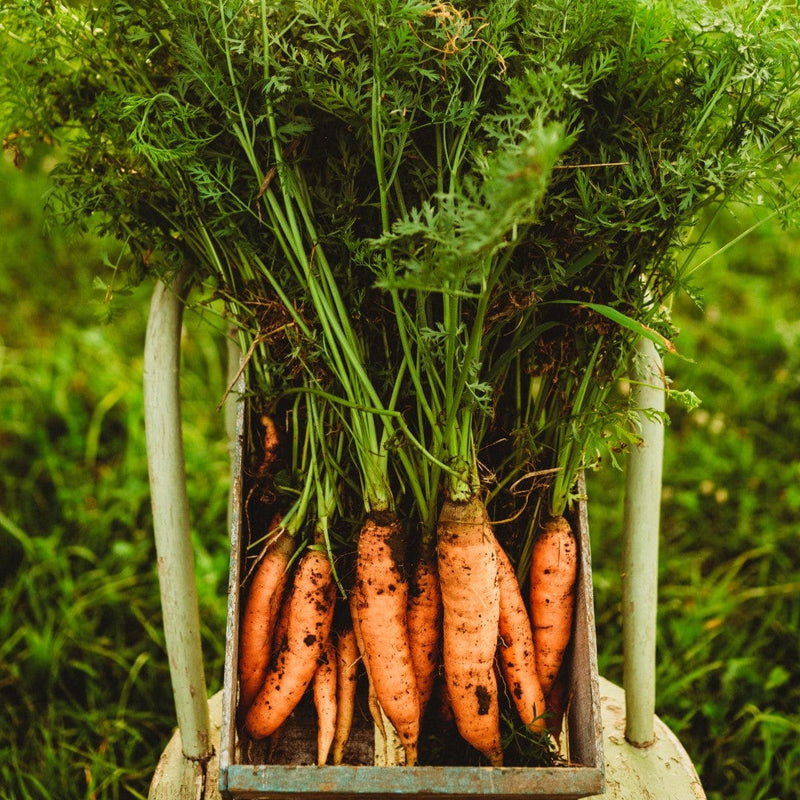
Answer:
564, 481, 605, 773
222, 764, 603, 800
219, 392, 246, 778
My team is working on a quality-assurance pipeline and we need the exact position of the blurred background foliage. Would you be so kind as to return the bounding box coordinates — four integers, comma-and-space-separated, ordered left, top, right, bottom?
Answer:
1, 145, 799, 800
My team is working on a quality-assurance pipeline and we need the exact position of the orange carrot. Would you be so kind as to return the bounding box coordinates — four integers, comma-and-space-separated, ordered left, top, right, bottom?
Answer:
313, 638, 337, 765
436, 496, 503, 766
493, 535, 546, 733
332, 624, 359, 765
238, 517, 292, 712
354, 513, 420, 766
245, 547, 336, 739
407, 550, 442, 719
257, 414, 282, 478
437, 675, 454, 724
529, 515, 578, 697
262, 588, 295, 757
270, 581, 292, 663
348, 588, 385, 742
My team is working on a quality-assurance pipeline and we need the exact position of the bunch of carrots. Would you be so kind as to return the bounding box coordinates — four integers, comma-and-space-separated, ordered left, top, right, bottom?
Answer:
237, 417, 580, 767
215, 3, 592, 766
211, 0, 791, 767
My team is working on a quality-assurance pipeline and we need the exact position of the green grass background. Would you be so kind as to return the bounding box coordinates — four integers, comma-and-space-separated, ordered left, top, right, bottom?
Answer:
1, 153, 798, 800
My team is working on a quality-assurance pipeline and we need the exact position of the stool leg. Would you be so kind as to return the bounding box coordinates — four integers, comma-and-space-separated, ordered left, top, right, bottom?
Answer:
622, 337, 666, 747
144, 273, 213, 763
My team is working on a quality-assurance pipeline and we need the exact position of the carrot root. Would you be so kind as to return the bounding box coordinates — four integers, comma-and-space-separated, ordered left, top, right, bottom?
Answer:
437, 496, 503, 766
332, 624, 359, 765
545, 664, 570, 743
244, 548, 336, 739
530, 515, 578, 697
257, 414, 282, 478
238, 517, 292, 712
313, 638, 337, 765
407, 553, 443, 720
349, 589, 385, 742
494, 535, 547, 734
355, 513, 420, 766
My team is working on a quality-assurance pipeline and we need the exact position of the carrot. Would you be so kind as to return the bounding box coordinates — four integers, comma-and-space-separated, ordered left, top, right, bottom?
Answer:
238, 516, 292, 712
436, 496, 503, 766
406, 550, 442, 720
545, 663, 569, 742
313, 638, 337, 765
244, 547, 336, 739
269, 581, 292, 664
348, 588, 385, 743
529, 515, 578, 697
260, 586, 293, 748
354, 513, 420, 766
493, 535, 547, 734
332, 624, 359, 765
437, 675, 454, 724
257, 413, 282, 478
246, 415, 283, 512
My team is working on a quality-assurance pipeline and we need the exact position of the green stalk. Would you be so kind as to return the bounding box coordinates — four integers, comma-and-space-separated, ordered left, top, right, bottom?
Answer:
306, 391, 347, 592
439, 262, 500, 501
253, 1, 393, 513
547, 337, 603, 517
268, 390, 317, 548
368, 38, 440, 490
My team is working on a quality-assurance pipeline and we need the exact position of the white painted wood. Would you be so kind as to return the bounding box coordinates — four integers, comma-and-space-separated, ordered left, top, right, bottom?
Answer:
586, 678, 706, 800
148, 692, 224, 800
144, 275, 212, 763
622, 337, 667, 746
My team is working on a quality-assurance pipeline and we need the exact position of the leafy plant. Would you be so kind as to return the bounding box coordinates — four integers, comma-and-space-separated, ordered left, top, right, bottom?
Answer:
2, 128, 800, 800
2, 0, 800, 781
3, 1, 798, 537
586, 194, 800, 800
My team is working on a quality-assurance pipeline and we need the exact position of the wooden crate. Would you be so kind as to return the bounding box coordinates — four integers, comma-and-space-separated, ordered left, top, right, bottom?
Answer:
219, 403, 605, 799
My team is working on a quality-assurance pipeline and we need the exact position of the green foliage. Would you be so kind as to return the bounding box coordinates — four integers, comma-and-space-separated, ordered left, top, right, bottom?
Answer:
4, 152, 799, 800
2, 1, 798, 516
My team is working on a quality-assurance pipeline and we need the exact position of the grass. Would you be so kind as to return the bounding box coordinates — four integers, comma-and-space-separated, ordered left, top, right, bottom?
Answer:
586, 201, 800, 800
2, 153, 799, 800
0, 153, 231, 799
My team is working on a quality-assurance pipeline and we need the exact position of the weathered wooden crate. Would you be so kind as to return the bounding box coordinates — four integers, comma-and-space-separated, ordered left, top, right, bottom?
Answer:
219, 403, 604, 799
